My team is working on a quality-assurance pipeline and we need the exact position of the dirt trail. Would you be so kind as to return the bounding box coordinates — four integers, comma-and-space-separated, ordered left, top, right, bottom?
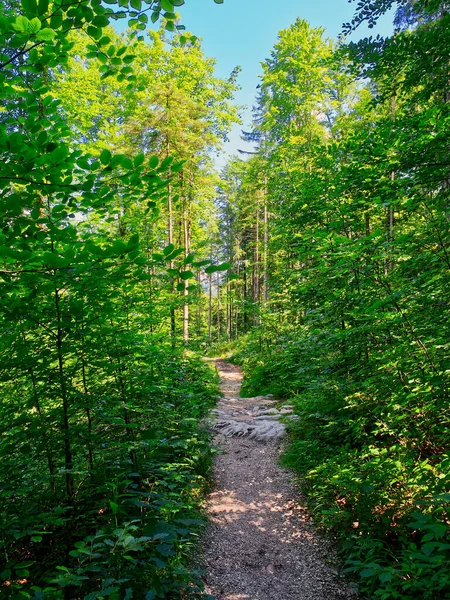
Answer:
202, 359, 356, 600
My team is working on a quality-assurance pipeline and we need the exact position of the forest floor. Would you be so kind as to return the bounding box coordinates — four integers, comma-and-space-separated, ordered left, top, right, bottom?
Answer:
201, 359, 357, 600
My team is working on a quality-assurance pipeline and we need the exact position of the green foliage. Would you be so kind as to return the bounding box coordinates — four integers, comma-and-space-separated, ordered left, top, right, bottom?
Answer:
221, 9, 450, 600
0, 0, 235, 597
0, 338, 219, 597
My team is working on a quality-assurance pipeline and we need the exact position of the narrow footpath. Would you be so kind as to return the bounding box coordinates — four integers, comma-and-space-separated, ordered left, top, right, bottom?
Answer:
202, 359, 356, 600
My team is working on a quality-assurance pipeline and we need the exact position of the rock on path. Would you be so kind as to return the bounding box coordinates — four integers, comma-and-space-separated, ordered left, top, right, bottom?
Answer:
202, 359, 356, 600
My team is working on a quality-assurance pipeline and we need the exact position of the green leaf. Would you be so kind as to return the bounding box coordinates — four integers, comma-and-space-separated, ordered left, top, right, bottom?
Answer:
37, 0, 49, 16
0, 15, 10, 32
205, 262, 231, 274
160, 156, 173, 169
121, 157, 134, 169
49, 145, 69, 164
35, 27, 56, 41
87, 25, 102, 39
160, 0, 173, 11
170, 161, 184, 173
42, 252, 70, 268
420, 542, 436, 556
85, 242, 104, 257
217, 262, 232, 271
130, 0, 142, 10
134, 153, 145, 167
163, 244, 175, 256
113, 240, 127, 254
13, 16, 29, 33
165, 248, 185, 261
180, 270, 195, 280
21, 0, 38, 16
100, 149, 112, 165
192, 260, 209, 267
128, 233, 140, 247
28, 17, 41, 33
359, 567, 376, 578
92, 15, 109, 27
149, 155, 159, 169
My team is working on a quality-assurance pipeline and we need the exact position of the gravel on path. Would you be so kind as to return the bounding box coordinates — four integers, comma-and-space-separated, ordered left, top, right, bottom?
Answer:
202, 359, 357, 600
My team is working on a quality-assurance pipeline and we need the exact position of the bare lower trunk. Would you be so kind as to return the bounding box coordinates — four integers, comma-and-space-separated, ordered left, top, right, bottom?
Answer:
217, 271, 221, 342
263, 177, 268, 304
183, 186, 190, 343
208, 271, 212, 342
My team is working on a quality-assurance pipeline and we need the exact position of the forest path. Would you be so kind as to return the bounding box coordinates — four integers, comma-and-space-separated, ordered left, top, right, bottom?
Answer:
202, 359, 355, 600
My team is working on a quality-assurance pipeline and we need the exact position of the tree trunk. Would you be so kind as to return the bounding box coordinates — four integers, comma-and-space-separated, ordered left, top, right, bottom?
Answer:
255, 207, 260, 308
182, 173, 191, 344
217, 270, 221, 342
208, 271, 212, 342
263, 177, 268, 304
167, 138, 176, 339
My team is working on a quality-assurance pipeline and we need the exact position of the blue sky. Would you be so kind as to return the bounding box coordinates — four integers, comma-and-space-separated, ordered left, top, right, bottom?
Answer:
173, 0, 395, 163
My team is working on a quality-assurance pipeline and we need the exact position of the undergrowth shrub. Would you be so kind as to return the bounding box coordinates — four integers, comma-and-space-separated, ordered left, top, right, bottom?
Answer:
234, 327, 450, 599
0, 354, 218, 600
